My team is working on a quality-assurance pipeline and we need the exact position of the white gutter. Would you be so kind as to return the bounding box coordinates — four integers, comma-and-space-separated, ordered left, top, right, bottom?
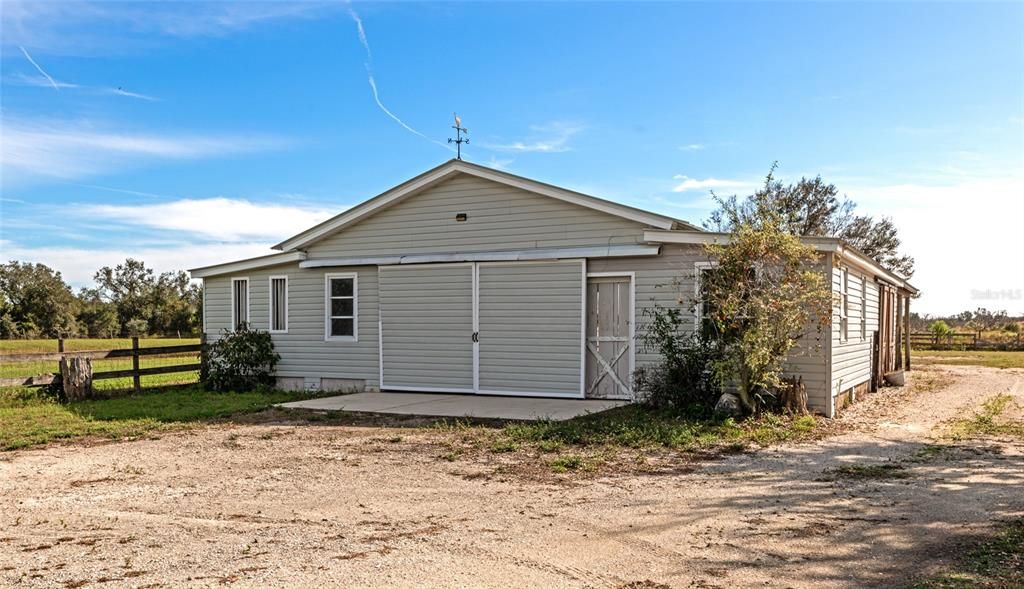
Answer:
300, 244, 661, 268
189, 251, 307, 278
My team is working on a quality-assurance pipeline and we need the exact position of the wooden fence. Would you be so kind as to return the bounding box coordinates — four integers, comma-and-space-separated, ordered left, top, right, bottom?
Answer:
0, 337, 203, 391
910, 331, 1023, 351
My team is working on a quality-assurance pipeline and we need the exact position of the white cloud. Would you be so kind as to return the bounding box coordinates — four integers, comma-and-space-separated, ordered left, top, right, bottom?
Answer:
680, 144, 705, 151
845, 176, 1024, 315
482, 122, 584, 153
85, 198, 337, 242
2, 1, 333, 53
1, 116, 286, 182
671, 175, 755, 193
1, 241, 280, 287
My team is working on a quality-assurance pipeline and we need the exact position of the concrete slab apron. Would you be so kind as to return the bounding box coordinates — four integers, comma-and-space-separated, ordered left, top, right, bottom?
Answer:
277, 392, 629, 421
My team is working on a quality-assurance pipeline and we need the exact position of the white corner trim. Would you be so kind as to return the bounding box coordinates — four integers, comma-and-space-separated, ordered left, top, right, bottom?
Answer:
268, 275, 288, 334
324, 272, 358, 342
190, 251, 307, 278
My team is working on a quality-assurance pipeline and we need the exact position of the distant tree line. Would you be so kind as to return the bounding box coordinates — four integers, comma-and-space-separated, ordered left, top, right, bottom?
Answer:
910, 308, 1022, 337
0, 259, 201, 339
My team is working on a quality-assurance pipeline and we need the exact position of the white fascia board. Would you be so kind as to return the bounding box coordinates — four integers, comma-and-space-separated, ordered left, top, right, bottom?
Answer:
453, 162, 678, 230
646, 230, 918, 294
189, 251, 307, 278
273, 165, 460, 251
300, 244, 661, 268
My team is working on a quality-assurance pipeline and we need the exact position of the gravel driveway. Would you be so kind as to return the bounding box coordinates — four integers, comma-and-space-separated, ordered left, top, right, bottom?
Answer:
2, 364, 1022, 588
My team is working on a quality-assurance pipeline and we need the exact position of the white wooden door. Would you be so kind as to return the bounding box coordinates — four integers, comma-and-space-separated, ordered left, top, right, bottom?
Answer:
585, 275, 633, 399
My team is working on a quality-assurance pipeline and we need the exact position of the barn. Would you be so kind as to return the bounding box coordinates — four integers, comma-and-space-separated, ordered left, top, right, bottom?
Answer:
191, 159, 918, 417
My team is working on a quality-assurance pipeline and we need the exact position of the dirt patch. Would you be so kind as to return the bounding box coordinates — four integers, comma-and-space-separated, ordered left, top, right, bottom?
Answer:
1, 364, 1022, 588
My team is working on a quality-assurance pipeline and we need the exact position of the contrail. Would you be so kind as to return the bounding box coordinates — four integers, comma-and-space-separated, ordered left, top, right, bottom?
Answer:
19, 46, 59, 90
347, 8, 452, 152
348, 8, 371, 59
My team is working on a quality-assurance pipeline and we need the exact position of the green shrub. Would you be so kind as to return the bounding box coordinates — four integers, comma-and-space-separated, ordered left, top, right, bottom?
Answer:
202, 323, 280, 392
634, 305, 723, 411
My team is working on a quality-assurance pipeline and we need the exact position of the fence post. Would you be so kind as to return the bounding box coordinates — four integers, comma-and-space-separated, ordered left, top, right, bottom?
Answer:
131, 336, 141, 394
58, 338, 65, 353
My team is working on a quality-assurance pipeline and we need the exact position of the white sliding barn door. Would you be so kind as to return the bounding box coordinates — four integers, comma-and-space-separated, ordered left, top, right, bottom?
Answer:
476, 260, 584, 397
379, 264, 475, 392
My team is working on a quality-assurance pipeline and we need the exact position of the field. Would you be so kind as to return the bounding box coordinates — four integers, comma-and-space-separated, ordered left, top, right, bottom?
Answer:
0, 337, 201, 390
914, 349, 1024, 370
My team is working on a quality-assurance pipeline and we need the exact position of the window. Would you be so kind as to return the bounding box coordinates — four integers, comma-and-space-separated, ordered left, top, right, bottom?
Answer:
839, 268, 849, 343
325, 273, 357, 341
860, 279, 869, 341
270, 276, 288, 333
694, 262, 721, 338
231, 277, 249, 330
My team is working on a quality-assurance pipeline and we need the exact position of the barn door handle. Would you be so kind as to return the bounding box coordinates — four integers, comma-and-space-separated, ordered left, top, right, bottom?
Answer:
471, 332, 479, 343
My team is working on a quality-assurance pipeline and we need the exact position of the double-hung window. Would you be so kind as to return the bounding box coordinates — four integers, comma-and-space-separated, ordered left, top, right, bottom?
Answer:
860, 279, 869, 341
269, 276, 288, 333
325, 273, 357, 341
839, 268, 849, 343
694, 262, 721, 338
231, 277, 249, 330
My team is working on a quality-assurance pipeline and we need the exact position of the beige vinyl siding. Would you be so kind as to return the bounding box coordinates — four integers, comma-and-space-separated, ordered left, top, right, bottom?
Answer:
477, 261, 583, 396
204, 264, 380, 388
588, 244, 832, 414
305, 174, 648, 258
379, 264, 475, 391
831, 263, 876, 402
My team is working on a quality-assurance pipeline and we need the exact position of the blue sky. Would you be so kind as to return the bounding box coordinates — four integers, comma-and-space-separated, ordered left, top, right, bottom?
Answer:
1, 1, 1022, 314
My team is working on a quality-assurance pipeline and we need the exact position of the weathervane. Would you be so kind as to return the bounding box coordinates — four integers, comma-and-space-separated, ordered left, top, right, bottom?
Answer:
448, 112, 469, 160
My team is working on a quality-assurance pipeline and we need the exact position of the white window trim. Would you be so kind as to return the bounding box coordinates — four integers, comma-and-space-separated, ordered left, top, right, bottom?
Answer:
269, 275, 289, 334
860, 278, 869, 341
324, 272, 358, 342
839, 267, 849, 344
693, 261, 718, 326
230, 277, 249, 331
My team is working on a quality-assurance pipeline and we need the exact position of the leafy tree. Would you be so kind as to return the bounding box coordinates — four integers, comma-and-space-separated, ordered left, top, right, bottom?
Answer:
702, 187, 832, 414
93, 258, 156, 335
706, 163, 915, 277
76, 290, 120, 338
969, 308, 1009, 337
929, 320, 952, 338
0, 261, 79, 338
150, 270, 201, 336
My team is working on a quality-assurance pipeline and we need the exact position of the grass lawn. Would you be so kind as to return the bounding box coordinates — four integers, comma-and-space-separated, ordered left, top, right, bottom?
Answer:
914, 520, 1024, 588
0, 386, 316, 451
913, 350, 1024, 369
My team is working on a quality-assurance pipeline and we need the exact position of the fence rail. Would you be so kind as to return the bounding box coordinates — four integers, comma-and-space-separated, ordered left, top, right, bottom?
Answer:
0, 337, 203, 390
910, 331, 1022, 351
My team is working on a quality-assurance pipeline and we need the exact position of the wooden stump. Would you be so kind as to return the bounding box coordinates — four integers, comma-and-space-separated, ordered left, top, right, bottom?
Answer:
60, 356, 93, 400
780, 375, 807, 415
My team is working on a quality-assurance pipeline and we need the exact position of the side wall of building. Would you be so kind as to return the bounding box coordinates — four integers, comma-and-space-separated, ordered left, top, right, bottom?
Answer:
830, 260, 879, 412
204, 263, 381, 391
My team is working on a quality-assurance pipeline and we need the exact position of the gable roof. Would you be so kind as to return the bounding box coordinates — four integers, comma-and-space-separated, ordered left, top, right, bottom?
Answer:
272, 159, 698, 252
